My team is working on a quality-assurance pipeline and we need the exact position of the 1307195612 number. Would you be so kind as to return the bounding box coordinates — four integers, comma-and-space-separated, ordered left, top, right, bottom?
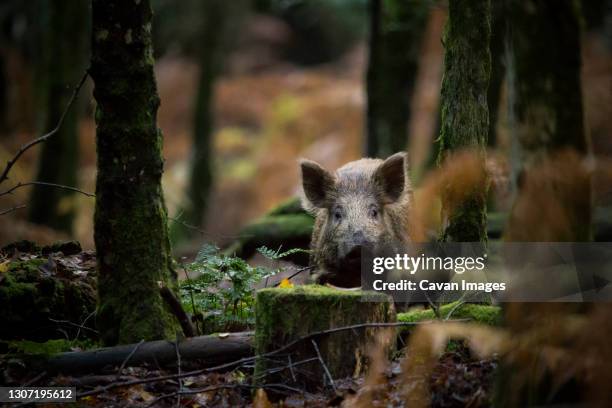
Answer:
0, 387, 76, 402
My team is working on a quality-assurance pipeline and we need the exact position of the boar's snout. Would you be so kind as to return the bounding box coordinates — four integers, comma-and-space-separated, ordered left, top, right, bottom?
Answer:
339, 230, 371, 266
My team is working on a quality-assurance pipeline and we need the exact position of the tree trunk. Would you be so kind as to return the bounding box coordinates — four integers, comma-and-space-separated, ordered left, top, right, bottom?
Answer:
28, 0, 88, 234
510, 0, 587, 161
438, 0, 491, 242
505, 0, 590, 242
365, 0, 430, 158
497, 3, 592, 406
173, 0, 247, 241
91, 0, 179, 345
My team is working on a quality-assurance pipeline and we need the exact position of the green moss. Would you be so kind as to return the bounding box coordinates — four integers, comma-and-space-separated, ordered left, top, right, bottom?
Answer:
397, 302, 502, 326
6, 339, 73, 357
254, 285, 395, 387
247, 214, 313, 236
267, 197, 307, 216
5, 339, 99, 358
0, 258, 97, 341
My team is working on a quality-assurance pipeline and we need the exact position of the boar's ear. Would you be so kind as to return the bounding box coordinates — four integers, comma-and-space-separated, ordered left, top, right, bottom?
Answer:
374, 152, 408, 203
300, 159, 335, 209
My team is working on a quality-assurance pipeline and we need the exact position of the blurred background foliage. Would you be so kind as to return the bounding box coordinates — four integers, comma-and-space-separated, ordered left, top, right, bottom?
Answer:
0, 0, 610, 256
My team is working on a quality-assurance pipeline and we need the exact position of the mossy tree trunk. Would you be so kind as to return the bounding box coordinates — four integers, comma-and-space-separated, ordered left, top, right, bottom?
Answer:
506, 0, 590, 241
365, 0, 430, 158
28, 0, 88, 234
91, 0, 179, 345
437, 0, 491, 242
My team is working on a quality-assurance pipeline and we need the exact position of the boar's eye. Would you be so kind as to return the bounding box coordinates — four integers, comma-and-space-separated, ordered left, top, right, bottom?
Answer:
333, 208, 343, 221
368, 206, 379, 219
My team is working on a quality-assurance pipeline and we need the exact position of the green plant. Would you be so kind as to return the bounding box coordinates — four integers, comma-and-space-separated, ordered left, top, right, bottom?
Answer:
180, 245, 310, 333
255, 245, 309, 261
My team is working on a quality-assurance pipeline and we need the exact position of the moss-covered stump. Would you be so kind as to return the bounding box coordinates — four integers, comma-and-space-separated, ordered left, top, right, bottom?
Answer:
0, 244, 97, 341
254, 285, 395, 391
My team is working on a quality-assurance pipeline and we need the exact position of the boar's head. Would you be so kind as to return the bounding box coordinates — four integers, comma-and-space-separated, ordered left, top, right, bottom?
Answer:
300, 152, 412, 287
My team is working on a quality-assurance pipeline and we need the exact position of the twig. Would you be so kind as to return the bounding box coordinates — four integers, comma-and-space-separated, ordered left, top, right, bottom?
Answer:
0, 204, 26, 216
115, 339, 145, 379
180, 262, 200, 335
251, 356, 320, 382
174, 337, 182, 408
444, 299, 467, 321
288, 355, 296, 382
0, 181, 95, 198
0, 71, 88, 185
168, 216, 209, 236
76, 320, 454, 399
75, 311, 97, 341
159, 283, 196, 337
311, 339, 336, 392
273, 265, 315, 287
48, 317, 99, 335
24, 371, 47, 387
145, 383, 306, 408
424, 290, 441, 319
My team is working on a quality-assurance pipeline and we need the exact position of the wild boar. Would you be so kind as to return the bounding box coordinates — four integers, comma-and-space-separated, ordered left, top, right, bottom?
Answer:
300, 152, 413, 287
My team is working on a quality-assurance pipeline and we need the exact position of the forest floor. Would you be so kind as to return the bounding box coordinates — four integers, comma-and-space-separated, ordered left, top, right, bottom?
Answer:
2, 346, 497, 407
0, 243, 498, 407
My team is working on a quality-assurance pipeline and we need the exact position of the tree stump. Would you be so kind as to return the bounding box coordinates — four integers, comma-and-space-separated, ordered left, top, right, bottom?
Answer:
254, 285, 396, 391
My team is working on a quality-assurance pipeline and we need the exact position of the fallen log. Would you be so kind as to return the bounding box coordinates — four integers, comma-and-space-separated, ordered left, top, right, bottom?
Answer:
47, 331, 253, 374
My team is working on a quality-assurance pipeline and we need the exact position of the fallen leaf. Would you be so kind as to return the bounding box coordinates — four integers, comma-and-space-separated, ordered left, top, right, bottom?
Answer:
253, 388, 272, 408
0, 261, 9, 273
279, 278, 294, 288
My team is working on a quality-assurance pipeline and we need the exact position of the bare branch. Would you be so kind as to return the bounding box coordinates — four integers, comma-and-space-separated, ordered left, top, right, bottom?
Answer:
0, 181, 95, 198
115, 339, 145, 380
48, 317, 99, 335
76, 320, 461, 399
174, 337, 182, 408
0, 204, 26, 216
311, 339, 336, 392
0, 71, 88, 185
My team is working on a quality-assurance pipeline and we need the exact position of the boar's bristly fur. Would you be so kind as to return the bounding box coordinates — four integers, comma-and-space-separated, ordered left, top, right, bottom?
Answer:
300, 152, 413, 287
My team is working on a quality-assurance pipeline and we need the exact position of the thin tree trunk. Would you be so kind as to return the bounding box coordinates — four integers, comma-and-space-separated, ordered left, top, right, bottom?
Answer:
28, 0, 88, 233
438, 0, 491, 242
91, 0, 179, 345
365, 0, 430, 158
175, 0, 246, 241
